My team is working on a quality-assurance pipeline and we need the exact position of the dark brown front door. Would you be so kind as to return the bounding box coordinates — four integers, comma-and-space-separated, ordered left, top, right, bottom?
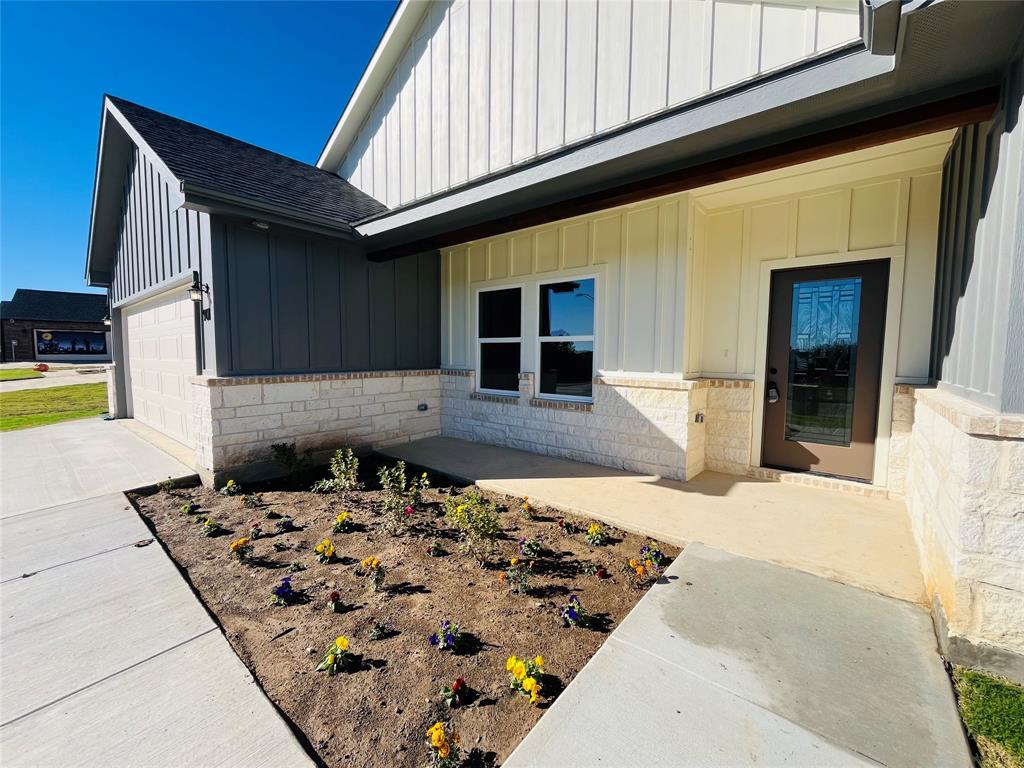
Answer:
762, 260, 888, 482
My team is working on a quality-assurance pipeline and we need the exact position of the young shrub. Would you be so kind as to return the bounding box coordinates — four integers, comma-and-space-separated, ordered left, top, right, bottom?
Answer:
269, 441, 311, 475
228, 536, 252, 562
506, 655, 545, 705
585, 522, 608, 546
441, 677, 467, 708
219, 479, 241, 496
271, 576, 302, 605
332, 510, 353, 533
313, 538, 336, 564
311, 448, 361, 493
357, 556, 387, 591
410, 470, 431, 507
426, 721, 461, 768
180, 501, 199, 516
378, 461, 411, 531
500, 557, 533, 594
443, 491, 502, 564
559, 594, 588, 628
427, 619, 465, 653
518, 535, 544, 558
369, 620, 391, 640
240, 493, 263, 510
275, 515, 296, 534
316, 635, 356, 675
199, 517, 222, 537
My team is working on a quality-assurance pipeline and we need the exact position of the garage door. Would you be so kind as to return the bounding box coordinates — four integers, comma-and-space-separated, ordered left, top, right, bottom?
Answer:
123, 288, 196, 448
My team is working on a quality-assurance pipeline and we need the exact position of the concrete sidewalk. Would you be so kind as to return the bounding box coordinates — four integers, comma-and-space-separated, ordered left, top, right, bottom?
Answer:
506, 544, 969, 768
0, 369, 107, 392
0, 420, 313, 767
382, 437, 924, 603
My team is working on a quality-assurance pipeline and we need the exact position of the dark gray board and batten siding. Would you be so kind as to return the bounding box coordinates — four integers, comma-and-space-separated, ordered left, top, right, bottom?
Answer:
110, 144, 209, 306
215, 220, 440, 376
931, 50, 1024, 414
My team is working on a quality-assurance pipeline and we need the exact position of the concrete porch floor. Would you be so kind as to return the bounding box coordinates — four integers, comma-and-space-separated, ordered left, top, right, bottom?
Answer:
381, 437, 925, 604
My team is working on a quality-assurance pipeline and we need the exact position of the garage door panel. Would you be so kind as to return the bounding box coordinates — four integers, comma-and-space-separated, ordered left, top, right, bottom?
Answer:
124, 288, 196, 448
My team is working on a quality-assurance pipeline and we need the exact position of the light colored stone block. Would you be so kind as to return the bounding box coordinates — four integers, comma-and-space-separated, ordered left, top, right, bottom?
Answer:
221, 384, 261, 407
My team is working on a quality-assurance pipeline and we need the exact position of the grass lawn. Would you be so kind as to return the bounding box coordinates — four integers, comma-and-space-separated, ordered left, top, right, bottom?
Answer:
0, 369, 44, 381
0, 382, 108, 431
954, 666, 1024, 768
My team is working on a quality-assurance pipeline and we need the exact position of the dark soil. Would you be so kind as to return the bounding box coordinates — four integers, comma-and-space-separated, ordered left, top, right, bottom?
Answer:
129, 458, 677, 767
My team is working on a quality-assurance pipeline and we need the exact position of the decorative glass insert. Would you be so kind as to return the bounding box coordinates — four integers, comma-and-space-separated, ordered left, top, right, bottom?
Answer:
478, 287, 521, 393
538, 279, 595, 400
785, 277, 861, 447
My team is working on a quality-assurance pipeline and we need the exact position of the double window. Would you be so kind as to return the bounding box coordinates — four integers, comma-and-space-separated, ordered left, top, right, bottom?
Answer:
477, 278, 596, 401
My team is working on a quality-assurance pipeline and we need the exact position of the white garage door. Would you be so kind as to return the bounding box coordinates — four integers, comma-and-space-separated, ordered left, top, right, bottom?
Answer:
123, 288, 196, 448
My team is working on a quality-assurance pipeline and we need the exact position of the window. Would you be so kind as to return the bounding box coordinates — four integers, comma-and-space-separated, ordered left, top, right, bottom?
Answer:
477, 287, 521, 393
538, 278, 595, 399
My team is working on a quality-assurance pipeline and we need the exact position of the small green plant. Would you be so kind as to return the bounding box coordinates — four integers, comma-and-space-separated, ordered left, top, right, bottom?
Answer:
262, 508, 280, 520
272, 541, 290, 552
518, 535, 544, 558
378, 461, 411, 531
520, 496, 534, 519
313, 538, 336, 564
441, 677, 467, 708
316, 635, 356, 675
583, 562, 609, 580
428, 619, 465, 653
327, 591, 346, 613
358, 556, 387, 591
427, 540, 445, 557
240, 493, 263, 510
311, 448, 361, 493
506, 654, 544, 705
500, 557, 534, 594
157, 477, 175, 493
248, 521, 264, 539
444, 491, 502, 564
229, 537, 252, 562
585, 522, 608, 546
426, 721, 461, 767
199, 517, 222, 537
557, 518, 578, 535
288, 561, 305, 573
180, 501, 199, 516
369, 620, 391, 640
270, 441, 312, 475
410, 470, 431, 506
559, 594, 588, 628
219, 479, 241, 496
275, 515, 296, 534
332, 510, 353, 533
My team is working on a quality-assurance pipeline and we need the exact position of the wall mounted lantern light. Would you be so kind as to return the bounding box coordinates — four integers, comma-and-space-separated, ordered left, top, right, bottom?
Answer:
102, 315, 112, 326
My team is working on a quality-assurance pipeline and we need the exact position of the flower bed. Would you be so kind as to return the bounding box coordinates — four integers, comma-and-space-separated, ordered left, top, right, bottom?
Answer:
129, 456, 677, 767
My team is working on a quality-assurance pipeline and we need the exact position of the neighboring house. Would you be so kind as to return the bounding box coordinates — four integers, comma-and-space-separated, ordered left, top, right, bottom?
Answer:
0, 289, 111, 363
86, 1, 1024, 678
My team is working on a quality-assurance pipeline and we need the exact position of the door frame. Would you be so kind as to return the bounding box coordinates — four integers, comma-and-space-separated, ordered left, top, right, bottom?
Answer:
751, 244, 906, 486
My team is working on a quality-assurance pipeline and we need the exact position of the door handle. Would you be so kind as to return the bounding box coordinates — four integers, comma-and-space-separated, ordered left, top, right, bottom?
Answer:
767, 381, 780, 404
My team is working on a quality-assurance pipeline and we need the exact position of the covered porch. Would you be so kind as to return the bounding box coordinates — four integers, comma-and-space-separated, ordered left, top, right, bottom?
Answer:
381, 435, 924, 604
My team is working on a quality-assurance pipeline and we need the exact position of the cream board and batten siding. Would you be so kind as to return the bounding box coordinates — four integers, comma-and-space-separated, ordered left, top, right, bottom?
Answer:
441, 196, 689, 378
338, 0, 861, 208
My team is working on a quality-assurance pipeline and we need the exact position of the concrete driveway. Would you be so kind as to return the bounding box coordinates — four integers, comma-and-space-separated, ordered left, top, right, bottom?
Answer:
0, 419, 313, 767
0, 363, 108, 393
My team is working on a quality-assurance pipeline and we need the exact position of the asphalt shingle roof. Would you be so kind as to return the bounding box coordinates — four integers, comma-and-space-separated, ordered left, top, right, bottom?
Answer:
109, 96, 387, 226
2, 290, 108, 322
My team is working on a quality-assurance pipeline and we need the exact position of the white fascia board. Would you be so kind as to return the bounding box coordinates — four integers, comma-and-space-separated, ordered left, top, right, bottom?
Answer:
316, 0, 431, 172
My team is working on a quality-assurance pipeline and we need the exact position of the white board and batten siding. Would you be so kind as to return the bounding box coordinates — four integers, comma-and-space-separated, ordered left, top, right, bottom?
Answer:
441, 133, 951, 382
339, 0, 862, 208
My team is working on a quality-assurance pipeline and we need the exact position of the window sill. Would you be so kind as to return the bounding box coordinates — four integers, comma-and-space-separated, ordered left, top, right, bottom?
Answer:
529, 397, 593, 413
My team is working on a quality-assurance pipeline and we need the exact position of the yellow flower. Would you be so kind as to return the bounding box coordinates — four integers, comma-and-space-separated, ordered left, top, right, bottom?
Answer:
629, 558, 639, 568
335, 635, 349, 652
426, 722, 444, 739
512, 661, 526, 681
588, 523, 601, 534
422, 472, 428, 479
510, 557, 520, 566
533, 655, 544, 668
325, 653, 336, 666
437, 742, 450, 759
522, 676, 537, 693
506, 656, 518, 672
529, 689, 539, 704
336, 512, 349, 523
229, 537, 249, 551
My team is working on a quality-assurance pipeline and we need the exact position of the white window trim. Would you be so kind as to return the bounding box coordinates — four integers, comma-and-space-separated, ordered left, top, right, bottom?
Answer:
534, 274, 599, 403
474, 283, 525, 396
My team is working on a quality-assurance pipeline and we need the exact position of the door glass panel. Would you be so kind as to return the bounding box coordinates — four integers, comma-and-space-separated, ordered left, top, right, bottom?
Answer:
786, 277, 861, 447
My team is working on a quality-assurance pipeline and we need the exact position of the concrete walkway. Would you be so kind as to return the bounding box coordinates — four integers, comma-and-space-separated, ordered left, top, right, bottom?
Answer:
0, 420, 313, 767
507, 544, 969, 768
382, 437, 924, 603
0, 366, 107, 393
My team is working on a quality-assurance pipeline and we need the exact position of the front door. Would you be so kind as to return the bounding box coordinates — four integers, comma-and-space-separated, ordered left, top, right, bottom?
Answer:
762, 260, 888, 482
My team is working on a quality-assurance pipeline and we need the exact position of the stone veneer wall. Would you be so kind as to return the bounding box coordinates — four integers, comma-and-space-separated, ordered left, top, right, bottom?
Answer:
702, 380, 755, 475
887, 385, 917, 497
191, 370, 441, 485
440, 370, 702, 481
905, 387, 1024, 678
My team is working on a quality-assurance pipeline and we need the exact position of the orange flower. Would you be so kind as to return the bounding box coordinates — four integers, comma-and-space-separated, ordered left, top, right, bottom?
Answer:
635, 565, 646, 578
498, 572, 507, 583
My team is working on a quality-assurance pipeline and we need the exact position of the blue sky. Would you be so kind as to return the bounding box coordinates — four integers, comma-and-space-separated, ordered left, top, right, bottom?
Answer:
0, 0, 397, 300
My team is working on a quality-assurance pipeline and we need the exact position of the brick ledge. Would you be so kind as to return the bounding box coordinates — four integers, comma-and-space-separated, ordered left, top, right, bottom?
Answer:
914, 387, 1024, 438
194, 369, 441, 386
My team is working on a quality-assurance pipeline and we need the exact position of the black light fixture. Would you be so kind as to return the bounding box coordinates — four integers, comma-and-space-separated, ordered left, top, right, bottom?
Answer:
188, 280, 208, 303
